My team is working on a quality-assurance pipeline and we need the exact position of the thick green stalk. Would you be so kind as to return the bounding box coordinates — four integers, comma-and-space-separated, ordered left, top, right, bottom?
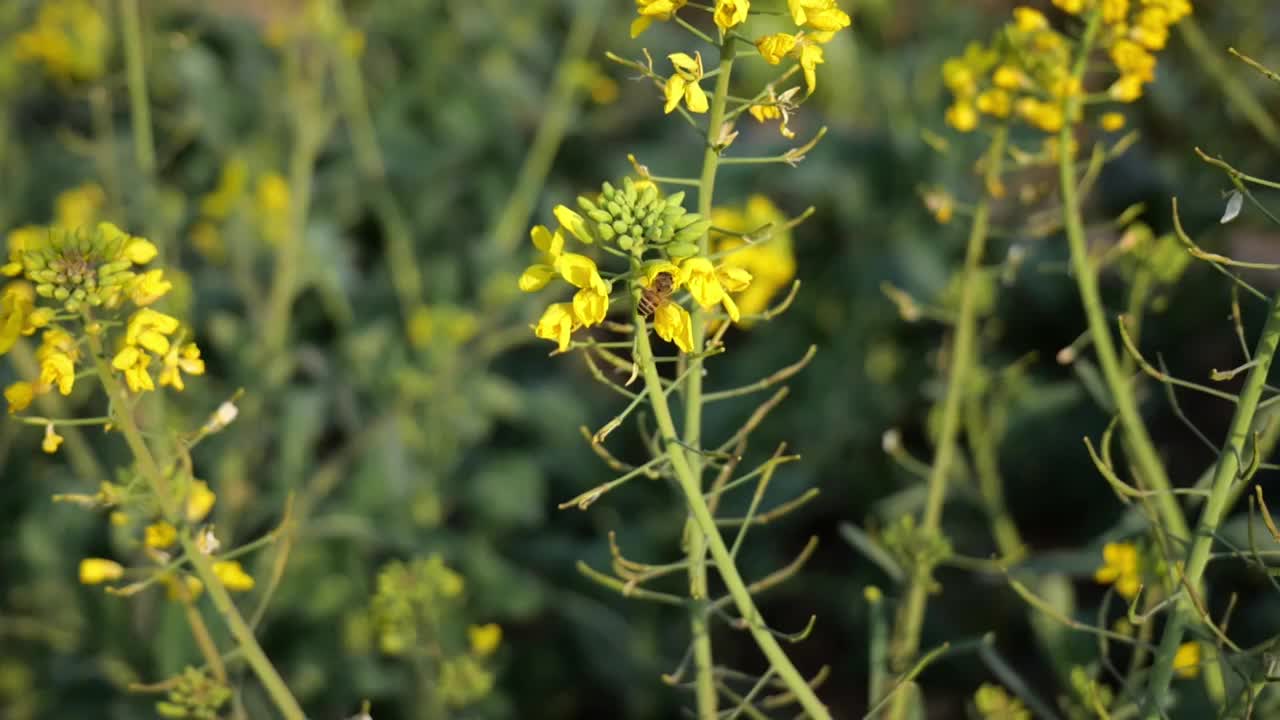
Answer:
86, 331, 306, 720
1058, 12, 1190, 544
885, 198, 989, 720
1144, 291, 1280, 715
633, 318, 831, 720
682, 38, 737, 720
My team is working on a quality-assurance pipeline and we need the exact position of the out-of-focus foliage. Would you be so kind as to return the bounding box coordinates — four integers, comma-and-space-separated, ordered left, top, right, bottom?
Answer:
2, 0, 1280, 718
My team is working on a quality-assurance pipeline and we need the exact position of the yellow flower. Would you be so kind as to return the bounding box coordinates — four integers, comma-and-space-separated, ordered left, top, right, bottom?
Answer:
554, 205, 594, 245
129, 269, 172, 306
748, 87, 797, 139
756, 33, 798, 65
124, 308, 180, 355
124, 237, 159, 265
13, 0, 110, 82
0, 283, 34, 355
714, 0, 749, 31
712, 197, 796, 324
1108, 74, 1144, 102
554, 253, 609, 295
974, 683, 1031, 720
945, 102, 979, 132
112, 346, 155, 393
1173, 642, 1201, 679
533, 303, 579, 352
1094, 542, 1142, 599
468, 624, 502, 657
798, 43, 824, 94
42, 423, 64, 454
145, 522, 178, 549
992, 65, 1026, 90
186, 481, 217, 523
212, 560, 255, 592
5, 381, 34, 413
788, 0, 849, 32
79, 558, 124, 585
1100, 112, 1126, 131
572, 287, 610, 327
1111, 39, 1156, 82
39, 350, 76, 397
3, 227, 44, 277
653, 302, 694, 352
158, 342, 205, 391
1051, 0, 1087, 14
975, 89, 1012, 118
631, 0, 688, 38
54, 184, 105, 229
1101, 0, 1129, 24
664, 52, 710, 114
1012, 6, 1049, 32
519, 225, 565, 292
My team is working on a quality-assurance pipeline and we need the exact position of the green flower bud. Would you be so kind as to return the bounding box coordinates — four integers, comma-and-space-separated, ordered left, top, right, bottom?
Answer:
617, 235, 635, 251
596, 223, 615, 241
666, 242, 699, 259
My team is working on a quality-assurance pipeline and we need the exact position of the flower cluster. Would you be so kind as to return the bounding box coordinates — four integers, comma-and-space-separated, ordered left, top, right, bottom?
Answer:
643, 0, 852, 125
368, 555, 502, 709
1, 219, 200, 419
190, 157, 293, 261
520, 178, 761, 354
12, 0, 109, 83
941, 2, 1191, 134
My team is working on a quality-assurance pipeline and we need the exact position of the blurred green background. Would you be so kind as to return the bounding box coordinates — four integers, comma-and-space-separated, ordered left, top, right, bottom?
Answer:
2, 0, 1280, 718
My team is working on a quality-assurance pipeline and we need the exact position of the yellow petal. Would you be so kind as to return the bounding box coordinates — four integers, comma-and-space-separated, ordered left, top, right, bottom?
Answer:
685, 82, 709, 113
518, 264, 555, 292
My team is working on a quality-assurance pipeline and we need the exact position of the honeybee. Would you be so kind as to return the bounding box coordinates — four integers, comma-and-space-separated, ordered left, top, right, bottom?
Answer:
637, 272, 675, 317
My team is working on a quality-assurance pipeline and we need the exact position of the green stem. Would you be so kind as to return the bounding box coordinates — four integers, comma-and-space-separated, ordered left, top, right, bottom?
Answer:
885, 197, 989, 720
682, 37, 737, 720
633, 318, 830, 720
263, 50, 327, 368
1178, 17, 1280, 152
490, 1, 603, 256
85, 331, 306, 720
1058, 11, 1190, 545
1143, 291, 1280, 715
117, 0, 158, 246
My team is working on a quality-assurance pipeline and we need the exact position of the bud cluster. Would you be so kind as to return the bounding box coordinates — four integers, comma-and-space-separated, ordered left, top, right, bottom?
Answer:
575, 177, 710, 259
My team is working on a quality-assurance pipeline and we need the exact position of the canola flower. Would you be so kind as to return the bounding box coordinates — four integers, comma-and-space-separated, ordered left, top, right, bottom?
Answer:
941, 2, 1192, 135
1094, 541, 1142, 599
520, 178, 759, 354
13, 0, 110, 82
711, 196, 798, 325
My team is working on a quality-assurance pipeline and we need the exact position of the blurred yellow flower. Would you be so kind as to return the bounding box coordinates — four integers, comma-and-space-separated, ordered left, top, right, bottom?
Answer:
468, 623, 502, 657
159, 343, 206, 391
79, 558, 124, 585
1100, 112, 1126, 131
186, 481, 217, 524
5, 381, 34, 414
1094, 542, 1141, 598
712, 196, 797, 325
145, 522, 178, 549
1173, 641, 1201, 679
42, 424, 64, 454
54, 184, 105, 230
757, 34, 798, 65
201, 158, 249, 220
13, 0, 110, 82
212, 560, 255, 592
